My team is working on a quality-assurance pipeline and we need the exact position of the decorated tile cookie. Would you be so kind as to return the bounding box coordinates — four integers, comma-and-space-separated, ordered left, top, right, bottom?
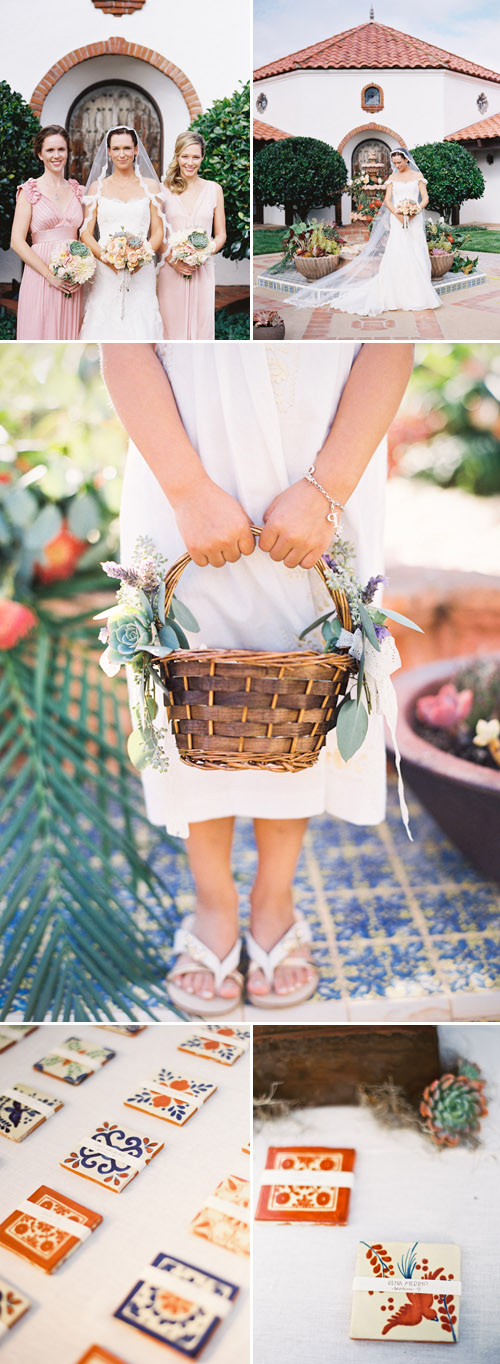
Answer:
0, 1082, 63, 1142
191, 1174, 250, 1256
124, 1071, 216, 1127
201, 1025, 250, 1050
114, 1251, 239, 1356
0, 1276, 31, 1335
102, 1026, 146, 1036
0, 1026, 37, 1053
74, 1349, 130, 1364
34, 1036, 115, 1085
61, 1120, 163, 1192
178, 1034, 245, 1067
0, 1185, 102, 1273
350, 1241, 461, 1343
242, 1141, 250, 1156
255, 1146, 356, 1225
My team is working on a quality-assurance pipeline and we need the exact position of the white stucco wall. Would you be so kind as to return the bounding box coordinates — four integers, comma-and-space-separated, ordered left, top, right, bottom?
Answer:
462, 149, 500, 223
254, 66, 500, 226
4, 0, 250, 117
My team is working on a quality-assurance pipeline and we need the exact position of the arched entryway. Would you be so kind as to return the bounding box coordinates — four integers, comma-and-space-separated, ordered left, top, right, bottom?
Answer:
68, 82, 163, 183
352, 138, 392, 182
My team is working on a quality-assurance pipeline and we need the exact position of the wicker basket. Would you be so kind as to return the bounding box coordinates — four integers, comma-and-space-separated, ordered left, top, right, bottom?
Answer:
294, 254, 342, 280
430, 251, 454, 279
151, 530, 355, 773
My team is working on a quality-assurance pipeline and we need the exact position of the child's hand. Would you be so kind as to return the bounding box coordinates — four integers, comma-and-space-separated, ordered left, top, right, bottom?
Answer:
259, 480, 337, 569
174, 478, 256, 567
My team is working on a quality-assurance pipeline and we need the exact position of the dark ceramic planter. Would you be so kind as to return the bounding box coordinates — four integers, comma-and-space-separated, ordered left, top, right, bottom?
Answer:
253, 323, 285, 340
391, 655, 500, 882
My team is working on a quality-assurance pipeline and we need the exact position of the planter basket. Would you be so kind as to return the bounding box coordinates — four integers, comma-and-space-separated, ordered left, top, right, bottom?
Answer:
152, 530, 354, 773
294, 254, 342, 280
430, 252, 454, 279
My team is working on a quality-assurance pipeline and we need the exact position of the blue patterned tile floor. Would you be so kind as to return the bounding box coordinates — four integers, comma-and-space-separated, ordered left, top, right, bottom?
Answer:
144, 774, 500, 1021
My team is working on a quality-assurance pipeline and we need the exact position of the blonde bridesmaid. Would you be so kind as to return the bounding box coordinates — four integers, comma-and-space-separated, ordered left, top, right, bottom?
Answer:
11, 125, 84, 340
158, 132, 226, 340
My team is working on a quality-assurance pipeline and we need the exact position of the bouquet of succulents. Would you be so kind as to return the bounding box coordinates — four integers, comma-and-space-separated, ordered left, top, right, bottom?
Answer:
101, 230, 155, 273
301, 541, 422, 835
49, 240, 96, 297
97, 538, 199, 773
167, 227, 213, 279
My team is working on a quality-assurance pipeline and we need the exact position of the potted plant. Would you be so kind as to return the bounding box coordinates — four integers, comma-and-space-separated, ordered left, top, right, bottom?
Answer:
425, 219, 455, 277
392, 655, 500, 881
348, 170, 386, 238
291, 221, 344, 280
253, 309, 285, 340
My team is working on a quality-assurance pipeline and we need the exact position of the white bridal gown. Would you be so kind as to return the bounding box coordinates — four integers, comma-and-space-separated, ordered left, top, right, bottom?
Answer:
80, 196, 163, 340
331, 179, 440, 317
120, 342, 387, 838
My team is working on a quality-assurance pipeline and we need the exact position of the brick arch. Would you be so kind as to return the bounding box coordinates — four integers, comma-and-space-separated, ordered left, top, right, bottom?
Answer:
30, 37, 202, 122
337, 123, 407, 156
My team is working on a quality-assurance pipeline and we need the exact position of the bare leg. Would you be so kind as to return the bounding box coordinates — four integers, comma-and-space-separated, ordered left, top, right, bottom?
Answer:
170, 817, 240, 999
248, 818, 316, 997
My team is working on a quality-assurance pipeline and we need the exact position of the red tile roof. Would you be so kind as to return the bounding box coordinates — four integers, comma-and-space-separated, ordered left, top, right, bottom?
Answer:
253, 119, 290, 141
446, 111, 500, 141
254, 21, 500, 85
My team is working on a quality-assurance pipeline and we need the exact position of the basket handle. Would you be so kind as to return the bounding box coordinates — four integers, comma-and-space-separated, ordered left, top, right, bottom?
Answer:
164, 526, 352, 631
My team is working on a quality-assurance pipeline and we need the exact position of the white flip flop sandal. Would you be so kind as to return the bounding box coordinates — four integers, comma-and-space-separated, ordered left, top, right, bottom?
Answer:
167, 915, 244, 1018
245, 915, 319, 1009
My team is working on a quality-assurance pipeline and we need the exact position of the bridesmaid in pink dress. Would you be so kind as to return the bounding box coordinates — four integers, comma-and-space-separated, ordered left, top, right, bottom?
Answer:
11, 125, 84, 340
158, 132, 226, 340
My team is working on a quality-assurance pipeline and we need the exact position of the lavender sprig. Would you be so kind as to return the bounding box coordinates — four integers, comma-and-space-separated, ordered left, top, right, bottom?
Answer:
362, 574, 386, 604
101, 560, 139, 586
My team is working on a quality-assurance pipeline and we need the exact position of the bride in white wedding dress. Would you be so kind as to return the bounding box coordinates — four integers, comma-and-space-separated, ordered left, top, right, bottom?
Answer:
291, 149, 441, 317
79, 126, 165, 340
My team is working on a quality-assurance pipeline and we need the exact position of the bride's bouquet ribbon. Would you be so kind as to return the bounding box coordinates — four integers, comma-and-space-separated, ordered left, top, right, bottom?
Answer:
337, 629, 413, 840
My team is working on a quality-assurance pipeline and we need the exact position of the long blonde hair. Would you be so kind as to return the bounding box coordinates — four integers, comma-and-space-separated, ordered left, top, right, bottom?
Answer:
164, 131, 206, 194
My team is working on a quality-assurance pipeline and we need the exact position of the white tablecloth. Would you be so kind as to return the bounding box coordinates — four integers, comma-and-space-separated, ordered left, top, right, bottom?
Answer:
253, 1025, 500, 1363
0, 1024, 250, 1363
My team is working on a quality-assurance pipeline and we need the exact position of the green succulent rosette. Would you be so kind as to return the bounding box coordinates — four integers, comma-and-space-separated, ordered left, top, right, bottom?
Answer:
420, 1072, 488, 1147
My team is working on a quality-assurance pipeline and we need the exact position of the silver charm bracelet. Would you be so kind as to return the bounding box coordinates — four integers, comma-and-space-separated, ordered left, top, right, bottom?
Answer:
305, 463, 344, 529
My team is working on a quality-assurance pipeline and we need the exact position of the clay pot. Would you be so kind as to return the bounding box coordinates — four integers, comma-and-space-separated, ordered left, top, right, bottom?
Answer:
430, 251, 454, 279
253, 322, 285, 340
293, 254, 342, 280
391, 655, 500, 882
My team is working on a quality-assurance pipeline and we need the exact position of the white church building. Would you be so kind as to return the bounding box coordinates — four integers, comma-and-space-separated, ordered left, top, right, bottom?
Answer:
253, 17, 500, 224
1, 0, 249, 283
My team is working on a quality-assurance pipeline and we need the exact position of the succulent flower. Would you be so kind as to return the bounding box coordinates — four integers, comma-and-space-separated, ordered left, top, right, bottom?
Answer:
473, 717, 500, 747
106, 604, 153, 665
420, 1071, 488, 1147
416, 682, 473, 730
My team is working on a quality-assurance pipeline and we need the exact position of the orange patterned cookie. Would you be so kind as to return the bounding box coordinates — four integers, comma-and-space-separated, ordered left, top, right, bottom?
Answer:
255, 1146, 355, 1225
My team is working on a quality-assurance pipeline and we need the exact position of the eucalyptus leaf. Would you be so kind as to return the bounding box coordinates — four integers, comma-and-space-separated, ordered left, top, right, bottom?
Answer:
67, 491, 100, 539
172, 621, 189, 650
356, 652, 365, 706
4, 485, 38, 528
359, 602, 380, 652
154, 581, 166, 626
127, 728, 155, 772
157, 623, 180, 650
138, 588, 154, 622
380, 605, 424, 634
336, 697, 369, 762
172, 596, 200, 632
24, 504, 62, 551
299, 611, 333, 640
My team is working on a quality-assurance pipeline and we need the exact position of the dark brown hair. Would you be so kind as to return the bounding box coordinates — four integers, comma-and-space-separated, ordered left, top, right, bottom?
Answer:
34, 125, 70, 158
107, 126, 138, 149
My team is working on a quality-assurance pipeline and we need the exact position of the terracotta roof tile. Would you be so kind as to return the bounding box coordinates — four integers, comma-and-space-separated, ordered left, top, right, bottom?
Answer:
253, 119, 290, 140
254, 21, 500, 85
446, 111, 500, 141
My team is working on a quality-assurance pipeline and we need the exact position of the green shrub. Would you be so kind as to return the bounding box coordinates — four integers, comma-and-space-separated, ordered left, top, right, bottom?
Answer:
254, 137, 347, 220
215, 305, 250, 339
190, 83, 250, 260
0, 81, 40, 251
0, 306, 16, 339
410, 142, 485, 220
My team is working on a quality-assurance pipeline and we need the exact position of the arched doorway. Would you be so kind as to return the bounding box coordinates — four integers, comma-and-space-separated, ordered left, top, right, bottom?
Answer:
352, 139, 392, 182
67, 82, 163, 183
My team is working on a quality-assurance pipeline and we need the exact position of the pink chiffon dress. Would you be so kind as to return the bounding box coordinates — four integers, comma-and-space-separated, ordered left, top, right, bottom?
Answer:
158, 180, 218, 339
16, 179, 84, 340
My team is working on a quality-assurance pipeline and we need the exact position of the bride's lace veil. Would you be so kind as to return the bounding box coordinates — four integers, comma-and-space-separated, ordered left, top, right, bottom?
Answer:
288, 145, 425, 309
81, 126, 169, 247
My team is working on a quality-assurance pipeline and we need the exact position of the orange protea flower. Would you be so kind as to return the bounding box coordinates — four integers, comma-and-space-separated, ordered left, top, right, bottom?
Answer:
0, 599, 37, 649
34, 522, 87, 584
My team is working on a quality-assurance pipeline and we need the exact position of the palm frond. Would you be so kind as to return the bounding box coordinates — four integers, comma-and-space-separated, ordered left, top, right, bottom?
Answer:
0, 621, 185, 1020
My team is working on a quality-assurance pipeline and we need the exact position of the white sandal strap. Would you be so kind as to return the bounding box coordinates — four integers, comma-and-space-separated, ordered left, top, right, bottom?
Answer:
245, 918, 312, 987
173, 917, 242, 993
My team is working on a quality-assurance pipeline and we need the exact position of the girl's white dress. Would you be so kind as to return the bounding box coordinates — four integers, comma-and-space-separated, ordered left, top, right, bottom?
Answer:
80, 196, 163, 340
119, 342, 387, 838
331, 179, 440, 317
